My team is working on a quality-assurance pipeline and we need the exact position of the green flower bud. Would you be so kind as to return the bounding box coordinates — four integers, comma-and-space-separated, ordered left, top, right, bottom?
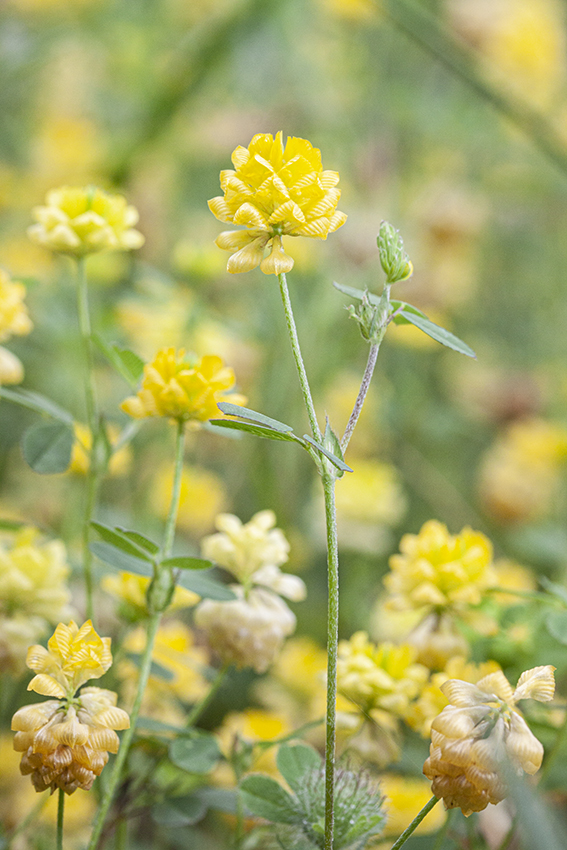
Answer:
348, 291, 389, 344
377, 221, 413, 284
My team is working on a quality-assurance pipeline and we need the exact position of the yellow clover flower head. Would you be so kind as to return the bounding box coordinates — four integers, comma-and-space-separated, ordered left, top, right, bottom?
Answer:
0, 269, 33, 343
120, 348, 244, 424
209, 131, 347, 275
28, 186, 144, 257
423, 665, 555, 816
385, 520, 496, 615
12, 621, 129, 794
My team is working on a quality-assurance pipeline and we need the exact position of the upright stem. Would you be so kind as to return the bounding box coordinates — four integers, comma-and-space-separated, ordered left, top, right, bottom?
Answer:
341, 343, 380, 453
87, 423, 186, 850
322, 473, 339, 850
278, 273, 321, 441
389, 797, 439, 850
56, 788, 65, 850
185, 663, 229, 728
76, 257, 101, 622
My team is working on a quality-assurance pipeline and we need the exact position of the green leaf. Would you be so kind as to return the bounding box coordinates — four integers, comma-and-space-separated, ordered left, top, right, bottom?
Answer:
151, 796, 207, 828
93, 334, 144, 387
302, 435, 353, 473
196, 788, 240, 815
239, 775, 300, 825
0, 387, 74, 424
115, 528, 160, 556
175, 569, 236, 600
91, 522, 154, 561
22, 421, 74, 474
161, 556, 213, 570
204, 421, 243, 439
136, 717, 195, 737
169, 734, 221, 774
217, 403, 293, 433
333, 281, 382, 305
389, 299, 428, 321
397, 309, 477, 358
126, 652, 175, 682
0, 518, 28, 532
276, 744, 321, 796
209, 419, 303, 444
90, 540, 154, 577
546, 611, 567, 644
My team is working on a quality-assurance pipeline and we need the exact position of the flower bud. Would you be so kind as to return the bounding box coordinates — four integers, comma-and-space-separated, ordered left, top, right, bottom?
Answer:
377, 221, 413, 284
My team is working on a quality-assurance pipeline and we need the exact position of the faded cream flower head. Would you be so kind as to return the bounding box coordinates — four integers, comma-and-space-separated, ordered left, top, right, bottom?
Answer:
28, 186, 144, 257
423, 665, 555, 816
209, 132, 347, 275
120, 348, 244, 424
12, 621, 129, 794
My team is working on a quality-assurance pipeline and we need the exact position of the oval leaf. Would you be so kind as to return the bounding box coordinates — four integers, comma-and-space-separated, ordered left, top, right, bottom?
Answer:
22, 421, 74, 474
151, 796, 207, 828
169, 735, 221, 775
175, 569, 236, 601
398, 310, 476, 358
217, 403, 293, 432
276, 743, 321, 795
90, 540, 154, 577
239, 775, 300, 825
161, 556, 213, 570
91, 522, 154, 561
0, 387, 74, 424
209, 419, 302, 443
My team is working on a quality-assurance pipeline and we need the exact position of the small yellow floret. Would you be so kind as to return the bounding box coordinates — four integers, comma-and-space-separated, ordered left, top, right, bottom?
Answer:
209, 132, 347, 275
0, 269, 33, 343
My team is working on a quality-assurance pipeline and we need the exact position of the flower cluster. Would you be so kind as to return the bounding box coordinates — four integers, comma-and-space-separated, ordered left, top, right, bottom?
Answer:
12, 621, 129, 794
0, 527, 72, 673
195, 511, 306, 673
423, 666, 555, 815
28, 186, 144, 257
209, 132, 346, 275
121, 348, 244, 424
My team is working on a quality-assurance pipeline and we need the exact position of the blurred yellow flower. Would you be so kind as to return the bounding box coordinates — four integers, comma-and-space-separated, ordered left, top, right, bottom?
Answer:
491, 558, 536, 605
0, 527, 72, 673
69, 423, 132, 477
12, 621, 129, 794
152, 463, 228, 538
101, 571, 198, 616
0, 347, 25, 385
336, 458, 406, 527
115, 287, 193, 360
28, 186, 144, 257
424, 666, 555, 815
120, 348, 244, 424
215, 708, 292, 780
380, 774, 446, 838
385, 520, 496, 615
0, 269, 33, 342
270, 636, 328, 703
209, 131, 347, 275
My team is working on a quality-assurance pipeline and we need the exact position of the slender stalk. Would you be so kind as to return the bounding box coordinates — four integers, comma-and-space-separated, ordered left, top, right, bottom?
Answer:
185, 663, 229, 728
322, 473, 339, 850
341, 342, 380, 452
87, 423, 186, 850
277, 272, 321, 441
76, 256, 101, 622
389, 797, 439, 850
57, 788, 65, 850
115, 819, 128, 850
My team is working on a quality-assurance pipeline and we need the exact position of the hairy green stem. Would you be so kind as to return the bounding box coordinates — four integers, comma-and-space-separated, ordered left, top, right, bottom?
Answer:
87, 423, 186, 849
57, 788, 65, 850
278, 273, 321, 441
341, 342, 380, 453
76, 257, 101, 622
185, 663, 229, 728
390, 796, 439, 850
322, 473, 339, 850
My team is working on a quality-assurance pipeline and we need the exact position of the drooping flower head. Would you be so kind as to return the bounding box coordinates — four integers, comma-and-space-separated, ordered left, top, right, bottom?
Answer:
120, 348, 245, 424
423, 665, 555, 815
28, 186, 144, 257
12, 621, 129, 794
208, 132, 347, 275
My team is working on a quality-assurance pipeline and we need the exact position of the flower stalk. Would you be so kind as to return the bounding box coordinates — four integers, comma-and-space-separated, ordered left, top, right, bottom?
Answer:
341, 342, 380, 453
57, 787, 65, 850
389, 796, 439, 850
322, 472, 339, 850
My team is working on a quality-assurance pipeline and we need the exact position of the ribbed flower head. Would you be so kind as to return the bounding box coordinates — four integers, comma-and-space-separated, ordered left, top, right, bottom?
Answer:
208, 131, 347, 275
0, 528, 72, 673
28, 186, 144, 257
12, 622, 128, 794
385, 520, 496, 615
0, 269, 33, 343
120, 348, 244, 424
337, 631, 428, 716
423, 665, 555, 815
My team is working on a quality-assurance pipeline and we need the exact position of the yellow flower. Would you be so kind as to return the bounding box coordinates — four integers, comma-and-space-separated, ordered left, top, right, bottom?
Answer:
270, 636, 328, 703
380, 774, 446, 838
101, 571, 198, 616
209, 131, 347, 275
0, 346, 25, 386
0, 527, 72, 673
0, 269, 33, 342
214, 708, 292, 781
337, 632, 428, 716
120, 348, 244, 424
28, 186, 144, 257
152, 464, 228, 538
385, 520, 496, 615
69, 423, 132, 477
423, 666, 555, 816
12, 621, 129, 794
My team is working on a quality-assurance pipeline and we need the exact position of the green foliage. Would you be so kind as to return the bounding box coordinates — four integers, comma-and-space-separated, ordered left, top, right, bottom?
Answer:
160, 555, 213, 570
22, 421, 74, 474
0, 387, 74, 424
93, 335, 145, 387
169, 734, 221, 775
175, 569, 237, 600
151, 795, 207, 828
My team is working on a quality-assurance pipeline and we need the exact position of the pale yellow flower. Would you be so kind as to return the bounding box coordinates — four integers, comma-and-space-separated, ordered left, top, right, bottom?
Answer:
335, 459, 406, 552
152, 464, 228, 538
120, 348, 244, 424
270, 636, 328, 703
385, 520, 496, 615
209, 132, 347, 275
101, 571, 198, 616
0, 347, 25, 385
214, 708, 292, 782
0, 527, 72, 673
424, 666, 555, 815
28, 186, 144, 257
0, 269, 33, 342
69, 423, 132, 477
